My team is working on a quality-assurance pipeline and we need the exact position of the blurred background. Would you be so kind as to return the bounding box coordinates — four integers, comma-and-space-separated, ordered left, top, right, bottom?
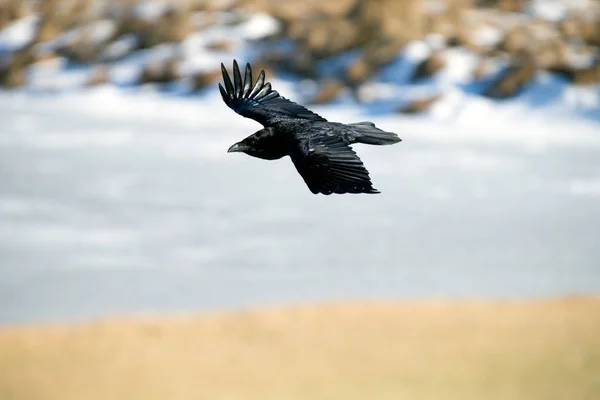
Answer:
1, 1, 600, 399
1, 0, 599, 321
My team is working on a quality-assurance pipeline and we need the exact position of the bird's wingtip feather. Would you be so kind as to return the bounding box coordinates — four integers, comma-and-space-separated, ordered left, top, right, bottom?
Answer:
218, 83, 227, 98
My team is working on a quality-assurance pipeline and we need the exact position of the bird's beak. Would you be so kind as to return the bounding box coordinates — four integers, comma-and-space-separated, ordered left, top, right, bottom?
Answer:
227, 142, 247, 153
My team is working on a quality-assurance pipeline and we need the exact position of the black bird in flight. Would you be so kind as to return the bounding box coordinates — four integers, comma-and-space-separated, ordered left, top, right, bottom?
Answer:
219, 60, 401, 194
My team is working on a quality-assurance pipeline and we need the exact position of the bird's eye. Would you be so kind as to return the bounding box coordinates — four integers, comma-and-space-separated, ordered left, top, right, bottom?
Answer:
249, 138, 258, 146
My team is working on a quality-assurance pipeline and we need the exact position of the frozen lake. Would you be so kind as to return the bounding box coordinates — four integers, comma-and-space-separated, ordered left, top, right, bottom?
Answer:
1, 89, 599, 323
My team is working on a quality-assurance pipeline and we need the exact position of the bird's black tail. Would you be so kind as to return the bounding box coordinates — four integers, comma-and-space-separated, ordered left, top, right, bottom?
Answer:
347, 122, 402, 145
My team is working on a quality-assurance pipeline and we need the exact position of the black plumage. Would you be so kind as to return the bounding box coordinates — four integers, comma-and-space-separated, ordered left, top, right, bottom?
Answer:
220, 60, 401, 195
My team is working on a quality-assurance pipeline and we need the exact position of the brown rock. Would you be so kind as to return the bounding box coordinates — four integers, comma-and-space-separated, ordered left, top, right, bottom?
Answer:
345, 58, 373, 86
138, 59, 179, 85
572, 62, 600, 85
0, 0, 30, 31
380, 0, 424, 43
308, 79, 346, 104
116, 7, 192, 50
56, 34, 100, 64
533, 39, 568, 69
343, 39, 402, 87
56, 35, 102, 64
496, 0, 528, 12
320, 0, 356, 17
284, 51, 318, 79
580, 18, 600, 47
546, 64, 575, 81
190, 69, 222, 92
472, 57, 492, 80
426, 12, 454, 38
300, 19, 361, 57
559, 15, 581, 39
451, 23, 481, 52
0, 47, 32, 88
253, 51, 302, 76
34, 0, 82, 43
36, 15, 63, 43
364, 39, 403, 68
203, 0, 239, 12
252, 51, 287, 71
500, 25, 529, 54
115, 14, 153, 41
475, 0, 502, 8
62, 1, 90, 28
398, 95, 441, 114
286, 20, 309, 41
206, 39, 235, 52
484, 52, 537, 99
33, 51, 61, 64
411, 51, 445, 81
154, 8, 193, 44
303, 23, 330, 54
10, 46, 35, 67
447, 0, 474, 25
0, 64, 26, 88
328, 19, 363, 53
85, 65, 110, 87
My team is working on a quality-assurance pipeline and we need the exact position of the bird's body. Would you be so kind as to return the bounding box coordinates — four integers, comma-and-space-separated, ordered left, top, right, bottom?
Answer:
220, 61, 401, 194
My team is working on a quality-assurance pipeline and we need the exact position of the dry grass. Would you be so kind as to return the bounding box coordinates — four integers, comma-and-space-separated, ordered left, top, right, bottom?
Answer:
1, 297, 599, 400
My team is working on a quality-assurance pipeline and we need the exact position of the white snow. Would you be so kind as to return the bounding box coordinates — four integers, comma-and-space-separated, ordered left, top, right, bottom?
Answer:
134, 0, 170, 21
404, 40, 431, 62
472, 25, 504, 48
87, 19, 117, 45
236, 13, 282, 41
0, 15, 38, 54
527, 0, 595, 21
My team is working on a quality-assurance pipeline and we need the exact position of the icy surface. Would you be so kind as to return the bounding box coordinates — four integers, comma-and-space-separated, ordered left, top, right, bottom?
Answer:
1, 87, 599, 324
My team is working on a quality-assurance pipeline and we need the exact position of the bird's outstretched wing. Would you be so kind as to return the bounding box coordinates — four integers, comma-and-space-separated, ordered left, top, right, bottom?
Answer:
289, 134, 379, 195
219, 60, 327, 126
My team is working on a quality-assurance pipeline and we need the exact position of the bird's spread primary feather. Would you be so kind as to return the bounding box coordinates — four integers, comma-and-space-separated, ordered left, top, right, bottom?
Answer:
289, 134, 379, 194
219, 61, 327, 126
219, 60, 401, 195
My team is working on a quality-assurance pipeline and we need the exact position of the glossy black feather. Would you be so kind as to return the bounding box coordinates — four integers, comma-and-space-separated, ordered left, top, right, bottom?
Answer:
219, 61, 326, 126
289, 134, 379, 195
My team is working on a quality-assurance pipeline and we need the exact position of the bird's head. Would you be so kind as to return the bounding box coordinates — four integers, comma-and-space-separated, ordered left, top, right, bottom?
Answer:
227, 127, 286, 160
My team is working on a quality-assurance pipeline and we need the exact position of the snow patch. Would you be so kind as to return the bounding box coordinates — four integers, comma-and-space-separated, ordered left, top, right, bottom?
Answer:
237, 13, 282, 40
87, 19, 117, 45
472, 25, 504, 48
404, 41, 431, 61
527, 0, 594, 21
0, 15, 38, 54
134, 0, 170, 21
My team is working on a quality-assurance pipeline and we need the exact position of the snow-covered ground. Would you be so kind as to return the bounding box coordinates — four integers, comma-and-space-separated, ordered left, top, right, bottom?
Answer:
1, 84, 599, 323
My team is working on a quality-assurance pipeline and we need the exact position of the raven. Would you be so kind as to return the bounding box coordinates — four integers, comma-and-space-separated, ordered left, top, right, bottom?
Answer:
219, 60, 401, 195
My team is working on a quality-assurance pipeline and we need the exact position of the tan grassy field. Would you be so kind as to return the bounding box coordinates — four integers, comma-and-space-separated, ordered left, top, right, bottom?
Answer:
1, 297, 599, 400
